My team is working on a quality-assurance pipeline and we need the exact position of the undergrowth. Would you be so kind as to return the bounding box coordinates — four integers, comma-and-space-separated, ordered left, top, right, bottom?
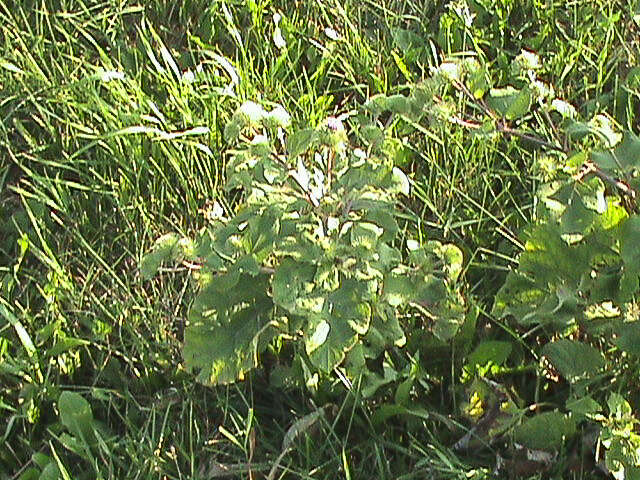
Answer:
1, 0, 640, 479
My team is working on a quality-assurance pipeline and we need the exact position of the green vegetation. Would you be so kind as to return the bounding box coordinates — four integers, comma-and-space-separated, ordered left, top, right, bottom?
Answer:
2, 0, 640, 478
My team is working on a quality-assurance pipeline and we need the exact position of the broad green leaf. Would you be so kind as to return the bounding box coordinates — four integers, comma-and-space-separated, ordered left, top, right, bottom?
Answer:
210, 270, 241, 292
607, 392, 632, 419
364, 305, 406, 355
247, 207, 281, 258
619, 216, 640, 273
518, 225, 591, 286
374, 243, 402, 270
287, 128, 316, 158
431, 297, 466, 341
58, 392, 95, 445
32, 453, 52, 470
363, 208, 398, 243
46, 337, 90, 357
184, 274, 274, 384
599, 197, 629, 230
467, 66, 490, 99
610, 131, 640, 172
306, 318, 331, 354
566, 396, 601, 416
614, 322, 640, 355
17, 468, 41, 480
542, 339, 604, 380
40, 462, 61, 480
559, 196, 595, 234
184, 309, 274, 385
388, 167, 410, 195
590, 150, 619, 171
370, 404, 431, 427
272, 259, 322, 315
390, 28, 422, 51
359, 365, 398, 398
433, 242, 464, 281
350, 222, 383, 250
591, 132, 640, 173
487, 86, 531, 120
415, 276, 447, 305
305, 312, 358, 372
140, 233, 180, 280
492, 272, 546, 322
467, 341, 512, 368
513, 411, 575, 451
383, 137, 413, 165
507, 88, 532, 120
383, 275, 414, 306
395, 377, 414, 405
232, 255, 261, 276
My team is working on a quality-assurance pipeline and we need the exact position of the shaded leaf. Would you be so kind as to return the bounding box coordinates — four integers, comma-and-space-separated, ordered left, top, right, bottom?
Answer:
305, 312, 358, 372
287, 128, 316, 158
370, 404, 430, 427
566, 396, 601, 416
487, 87, 531, 120
467, 341, 512, 368
614, 322, 640, 355
542, 339, 604, 380
140, 233, 180, 280
184, 274, 275, 384
514, 411, 575, 451
58, 392, 95, 445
